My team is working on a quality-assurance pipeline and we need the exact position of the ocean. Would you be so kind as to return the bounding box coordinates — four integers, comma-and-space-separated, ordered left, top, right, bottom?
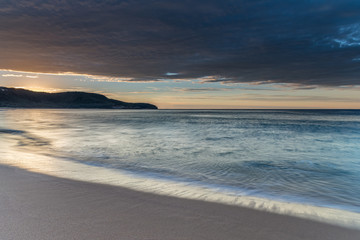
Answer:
1, 109, 360, 227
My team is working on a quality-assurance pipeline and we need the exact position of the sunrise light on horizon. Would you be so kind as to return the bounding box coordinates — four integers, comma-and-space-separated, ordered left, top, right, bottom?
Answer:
1, 1, 360, 109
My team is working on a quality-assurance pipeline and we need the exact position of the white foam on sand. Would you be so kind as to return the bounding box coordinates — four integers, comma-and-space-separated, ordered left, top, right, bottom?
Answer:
1, 149, 360, 230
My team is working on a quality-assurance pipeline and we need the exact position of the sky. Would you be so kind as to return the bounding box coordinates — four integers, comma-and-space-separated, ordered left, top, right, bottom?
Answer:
0, 0, 360, 109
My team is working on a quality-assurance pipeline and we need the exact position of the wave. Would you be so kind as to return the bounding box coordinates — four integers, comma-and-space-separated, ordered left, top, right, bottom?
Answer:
1, 151, 359, 230
0, 128, 51, 147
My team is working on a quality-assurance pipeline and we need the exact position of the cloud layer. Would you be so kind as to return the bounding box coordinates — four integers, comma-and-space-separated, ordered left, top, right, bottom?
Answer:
1, 0, 360, 86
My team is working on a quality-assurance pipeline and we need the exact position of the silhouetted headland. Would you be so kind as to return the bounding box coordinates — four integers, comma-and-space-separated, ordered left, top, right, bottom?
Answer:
0, 87, 157, 109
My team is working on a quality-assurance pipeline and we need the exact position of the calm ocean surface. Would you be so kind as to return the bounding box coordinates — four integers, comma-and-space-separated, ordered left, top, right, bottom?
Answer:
1, 109, 360, 214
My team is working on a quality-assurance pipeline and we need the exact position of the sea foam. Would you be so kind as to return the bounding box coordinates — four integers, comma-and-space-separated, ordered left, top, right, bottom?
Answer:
1, 149, 360, 230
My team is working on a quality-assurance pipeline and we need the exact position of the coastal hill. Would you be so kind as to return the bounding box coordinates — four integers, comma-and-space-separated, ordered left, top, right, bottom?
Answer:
0, 87, 157, 109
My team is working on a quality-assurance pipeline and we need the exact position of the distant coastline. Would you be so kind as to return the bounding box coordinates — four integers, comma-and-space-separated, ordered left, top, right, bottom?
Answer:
0, 87, 157, 109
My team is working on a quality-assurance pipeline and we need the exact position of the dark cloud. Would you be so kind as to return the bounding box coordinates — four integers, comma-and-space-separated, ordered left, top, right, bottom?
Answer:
293, 86, 318, 90
1, 0, 360, 86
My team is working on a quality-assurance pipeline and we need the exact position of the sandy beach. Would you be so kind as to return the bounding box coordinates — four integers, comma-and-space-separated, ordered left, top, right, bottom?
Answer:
0, 165, 359, 240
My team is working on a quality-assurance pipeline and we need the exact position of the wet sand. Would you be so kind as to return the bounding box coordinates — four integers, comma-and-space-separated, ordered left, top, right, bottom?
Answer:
0, 165, 359, 240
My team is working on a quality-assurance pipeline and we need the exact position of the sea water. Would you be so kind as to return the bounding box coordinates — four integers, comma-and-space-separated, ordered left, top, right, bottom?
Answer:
1, 109, 360, 227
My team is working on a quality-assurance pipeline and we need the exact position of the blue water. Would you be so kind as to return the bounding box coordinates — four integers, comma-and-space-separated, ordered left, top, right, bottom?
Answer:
1, 109, 360, 213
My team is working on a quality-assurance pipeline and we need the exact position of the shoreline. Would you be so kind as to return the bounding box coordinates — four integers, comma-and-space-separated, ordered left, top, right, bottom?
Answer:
1, 150, 360, 230
1, 164, 360, 240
